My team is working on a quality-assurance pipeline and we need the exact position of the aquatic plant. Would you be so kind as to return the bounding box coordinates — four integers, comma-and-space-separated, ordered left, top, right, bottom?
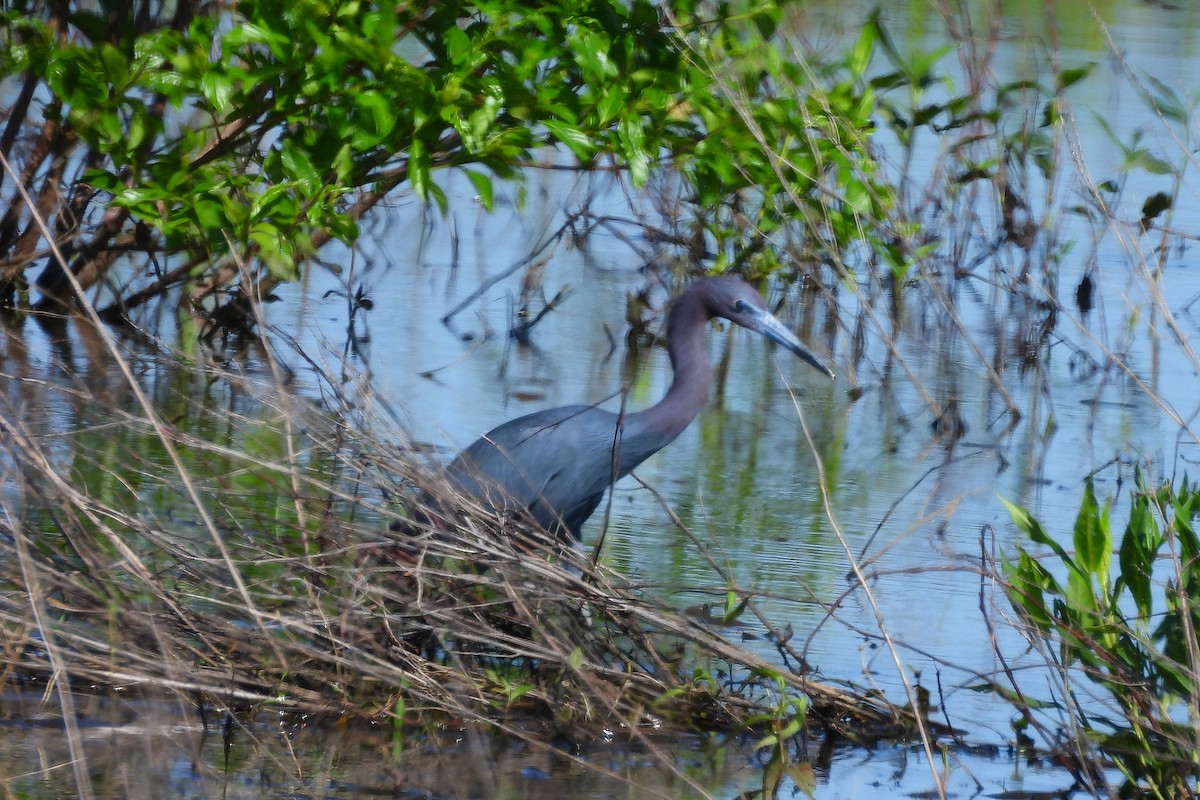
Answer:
1002, 474, 1200, 797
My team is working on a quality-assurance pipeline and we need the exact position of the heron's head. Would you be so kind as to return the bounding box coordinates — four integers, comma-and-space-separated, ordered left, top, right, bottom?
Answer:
706, 276, 835, 380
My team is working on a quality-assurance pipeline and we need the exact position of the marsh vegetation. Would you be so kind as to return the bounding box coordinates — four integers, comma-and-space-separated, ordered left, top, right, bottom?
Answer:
1, 1, 1199, 798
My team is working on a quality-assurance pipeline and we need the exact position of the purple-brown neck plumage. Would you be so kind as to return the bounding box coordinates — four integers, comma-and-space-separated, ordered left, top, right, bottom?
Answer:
623, 285, 716, 461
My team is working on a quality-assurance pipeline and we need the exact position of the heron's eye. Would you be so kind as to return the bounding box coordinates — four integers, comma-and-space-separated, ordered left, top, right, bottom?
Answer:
733, 299, 751, 313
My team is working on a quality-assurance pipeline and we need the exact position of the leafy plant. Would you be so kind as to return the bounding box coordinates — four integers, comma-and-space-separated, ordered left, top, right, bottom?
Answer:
660, 3, 895, 277
483, 666, 535, 711
0, 0, 892, 339
742, 667, 813, 800
1002, 473, 1200, 797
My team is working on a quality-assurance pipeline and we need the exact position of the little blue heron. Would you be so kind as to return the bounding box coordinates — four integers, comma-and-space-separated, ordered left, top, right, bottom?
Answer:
445, 276, 834, 540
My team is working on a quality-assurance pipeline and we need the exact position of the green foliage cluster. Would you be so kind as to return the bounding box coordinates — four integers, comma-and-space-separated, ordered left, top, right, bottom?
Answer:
744, 667, 813, 800
0, 0, 889, 335
1003, 475, 1200, 797
667, 4, 890, 276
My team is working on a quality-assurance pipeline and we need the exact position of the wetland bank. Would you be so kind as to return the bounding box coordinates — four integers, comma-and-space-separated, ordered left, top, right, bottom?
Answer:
1, 1, 1200, 797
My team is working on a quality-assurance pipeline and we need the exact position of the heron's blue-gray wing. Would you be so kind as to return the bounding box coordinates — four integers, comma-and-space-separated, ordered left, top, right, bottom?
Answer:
444, 405, 621, 537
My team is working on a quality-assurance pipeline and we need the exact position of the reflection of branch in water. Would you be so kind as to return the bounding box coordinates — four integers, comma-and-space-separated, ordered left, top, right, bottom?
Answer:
440, 219, 570, 327
601, 323, 618, 361
510, 287, 572, 346
854, 450, 988, 568
417, 333, 490, 385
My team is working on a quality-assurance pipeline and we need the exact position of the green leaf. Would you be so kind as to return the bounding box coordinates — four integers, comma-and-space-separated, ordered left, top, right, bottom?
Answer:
250, 183, 299, 221
1143, 74, 1189, 125
543, 120, 595, 161
332, 144, 355, 185
1130, 150, 1174, 176
755, 730, 780, 751
1073, 478, 1111, 590
82, 169, 124, 194
200, 71, 235, 115
571, 29, 617, 78
1002, 550, 1056, 633
222, 21, 290, 56
751, 5, 782, 39
463, 169, 494, 211
1000, 495, 1075, 567
618, 117, 650, 186
408, 136, 431, 199
250, 222, 298, 281
354, 90, 397, 144
192, 196, 227, 233
596, 86, 627, 127
1058, 63, 1095, 90
1175, 479, 1200, 559
1040, 99, 1059, 129
1119, 493, 1161, 622
425, 180, 448, 214
94, 43, 130, 87
465, 87, 502, 151
1065, 560, 1097, 615
848, 21, 875, 78
112, 185, 165, 209
280, 140, 320, 190
444, 26, 471, 64
67, 10, 108, 44
721, 590, 750, 624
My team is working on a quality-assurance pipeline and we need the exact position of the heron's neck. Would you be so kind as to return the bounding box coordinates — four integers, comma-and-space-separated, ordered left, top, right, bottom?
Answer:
625, 292, 713, 453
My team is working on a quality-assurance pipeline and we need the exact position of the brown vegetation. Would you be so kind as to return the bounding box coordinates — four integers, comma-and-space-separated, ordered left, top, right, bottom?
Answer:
0, 359, 927, 761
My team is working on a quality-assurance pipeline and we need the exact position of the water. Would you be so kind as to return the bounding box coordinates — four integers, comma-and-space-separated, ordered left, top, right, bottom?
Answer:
0, 686, 1081, 799
4, 1, 1200, 797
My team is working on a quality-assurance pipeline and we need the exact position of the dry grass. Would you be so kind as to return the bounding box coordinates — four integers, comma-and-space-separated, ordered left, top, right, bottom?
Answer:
0, 355, 923, 759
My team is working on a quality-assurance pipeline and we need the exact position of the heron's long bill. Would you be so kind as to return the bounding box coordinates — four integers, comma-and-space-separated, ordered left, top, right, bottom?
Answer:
743, 305, 835, 379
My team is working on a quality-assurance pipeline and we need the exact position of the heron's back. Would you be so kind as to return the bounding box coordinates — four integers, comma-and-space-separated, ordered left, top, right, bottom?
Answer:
444, 404, 642, 537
